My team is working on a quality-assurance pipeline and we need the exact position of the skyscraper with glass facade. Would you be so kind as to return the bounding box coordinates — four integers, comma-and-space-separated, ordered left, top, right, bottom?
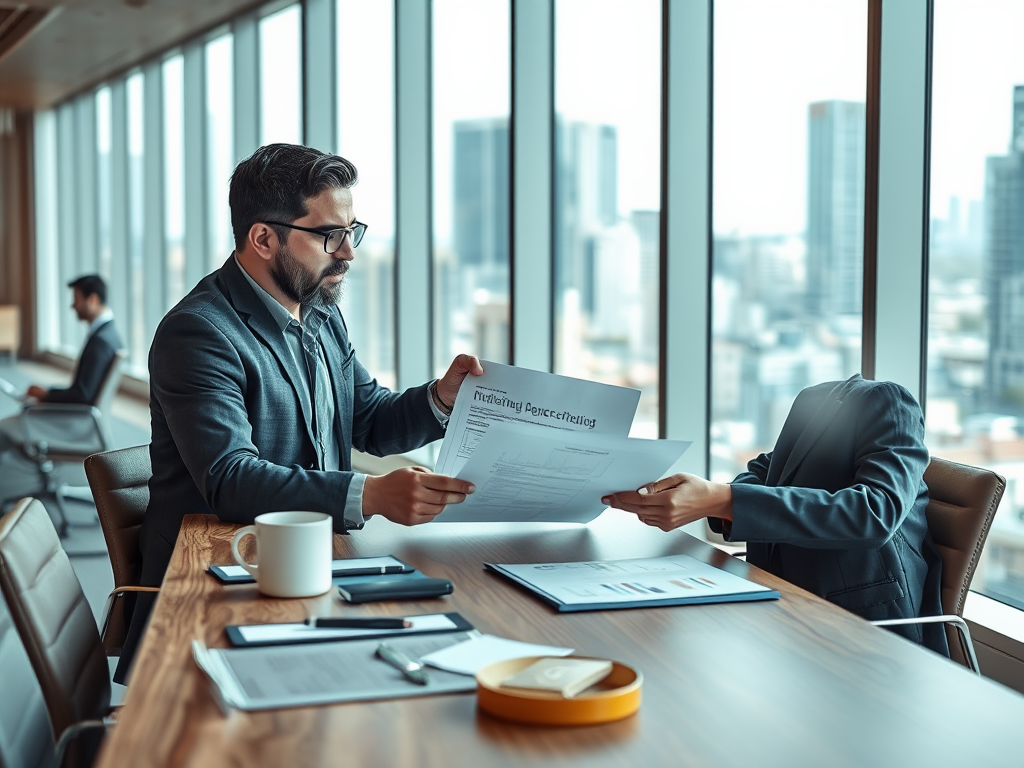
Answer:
806, 100, 866, 318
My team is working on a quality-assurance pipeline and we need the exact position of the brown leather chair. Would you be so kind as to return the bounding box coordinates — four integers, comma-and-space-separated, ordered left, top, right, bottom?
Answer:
0, 498, 110, 765
873, 457, 1005, 672
84, 445, 158, 656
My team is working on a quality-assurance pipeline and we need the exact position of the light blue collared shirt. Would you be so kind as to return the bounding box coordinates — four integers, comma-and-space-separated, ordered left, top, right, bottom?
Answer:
234, 255, 365, 529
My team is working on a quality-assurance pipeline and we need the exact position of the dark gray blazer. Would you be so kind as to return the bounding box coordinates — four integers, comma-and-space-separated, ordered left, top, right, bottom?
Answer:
710, 375, 948, 656
44, 319, 123, 404
118, 256, 443, 682
140, 255, 445, 583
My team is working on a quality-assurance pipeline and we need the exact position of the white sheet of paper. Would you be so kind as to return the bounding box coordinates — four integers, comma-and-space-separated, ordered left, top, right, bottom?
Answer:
0, 377, 25, 402
438, 422, 690, 523
236, 613, 459, 644
421, 634, 574, 676
434, 361, 640, 477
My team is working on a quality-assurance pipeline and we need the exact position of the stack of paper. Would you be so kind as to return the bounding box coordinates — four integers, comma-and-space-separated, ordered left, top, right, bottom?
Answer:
434, 361, 690, 524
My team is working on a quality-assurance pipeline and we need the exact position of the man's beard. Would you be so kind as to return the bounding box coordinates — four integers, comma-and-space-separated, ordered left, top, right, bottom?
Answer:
269, 245, 349, 308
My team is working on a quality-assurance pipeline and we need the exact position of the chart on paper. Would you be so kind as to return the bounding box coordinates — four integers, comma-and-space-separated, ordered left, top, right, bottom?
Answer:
490, 555, 776, 606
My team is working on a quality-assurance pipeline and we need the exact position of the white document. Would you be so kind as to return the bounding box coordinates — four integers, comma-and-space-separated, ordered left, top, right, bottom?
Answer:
434, 361, 640, 477
421, 634, 573, 676
0, 377, 25, 403
235, 613, 459, 645
438, 422, 690, 523
193, 632, 478, 711
489, 555, 776, 607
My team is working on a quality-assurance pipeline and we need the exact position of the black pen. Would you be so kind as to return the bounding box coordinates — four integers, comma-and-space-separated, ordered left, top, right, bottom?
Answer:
305, 617, 412, 630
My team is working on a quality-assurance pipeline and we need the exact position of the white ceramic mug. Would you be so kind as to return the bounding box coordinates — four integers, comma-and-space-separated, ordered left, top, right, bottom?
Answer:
230, 511, 333, 598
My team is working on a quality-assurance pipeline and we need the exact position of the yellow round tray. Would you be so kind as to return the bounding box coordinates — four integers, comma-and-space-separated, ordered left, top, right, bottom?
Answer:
476, 656, 642, 726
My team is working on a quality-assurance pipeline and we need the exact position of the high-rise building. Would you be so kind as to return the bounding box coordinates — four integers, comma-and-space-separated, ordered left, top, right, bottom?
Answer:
448, 118, 511, 365
453, 118, 509, 271
450, 117, 620, 360
555, 120, 618, 317
631, 210, 659, 364
986, 85, 1024, 402
806, 100, 865, 317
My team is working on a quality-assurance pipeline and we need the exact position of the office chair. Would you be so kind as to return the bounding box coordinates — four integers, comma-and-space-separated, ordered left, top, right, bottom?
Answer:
84, 445, 159, 656
0, 588, 56, 768
17, 350, 126, 540
871, 457, 1005, 674
0, 498, 112, 768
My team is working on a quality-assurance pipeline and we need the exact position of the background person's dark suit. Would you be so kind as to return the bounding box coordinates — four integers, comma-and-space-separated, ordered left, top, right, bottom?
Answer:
118, 256, 444, 681
710, 374, 948, 655
41, 319, 122, 404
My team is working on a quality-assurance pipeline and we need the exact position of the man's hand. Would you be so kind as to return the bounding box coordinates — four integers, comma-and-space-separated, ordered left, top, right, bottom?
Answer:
601, 473, 733, 532
435, 354, 484, 411
363, 467, 475, 526
25, 385, 47, 400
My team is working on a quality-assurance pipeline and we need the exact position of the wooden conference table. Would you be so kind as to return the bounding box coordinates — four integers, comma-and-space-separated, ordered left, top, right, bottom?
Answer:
95, 512, 1024, 768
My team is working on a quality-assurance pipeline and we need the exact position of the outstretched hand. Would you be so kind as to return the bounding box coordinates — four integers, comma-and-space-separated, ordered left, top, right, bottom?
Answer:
363, 467, 475, 526
601, 473, 733, 532
435, 354, 484, 410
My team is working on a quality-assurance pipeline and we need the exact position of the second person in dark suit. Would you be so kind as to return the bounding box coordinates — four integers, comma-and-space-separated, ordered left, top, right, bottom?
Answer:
602, 374, 948, 656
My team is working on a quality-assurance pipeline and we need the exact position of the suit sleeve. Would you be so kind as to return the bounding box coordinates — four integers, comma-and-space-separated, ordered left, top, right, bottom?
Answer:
43, 334, 116, 404
708, 451, 772, 535
726, 382, 928, 550
150, 311, 356, 528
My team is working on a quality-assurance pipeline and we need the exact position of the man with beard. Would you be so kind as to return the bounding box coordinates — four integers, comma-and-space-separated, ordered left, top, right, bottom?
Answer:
118, 144, 479, 681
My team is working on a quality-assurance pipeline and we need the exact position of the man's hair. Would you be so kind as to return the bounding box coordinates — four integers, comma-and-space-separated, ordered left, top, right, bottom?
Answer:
67, 274, 107, 305
229, 143, 358, 251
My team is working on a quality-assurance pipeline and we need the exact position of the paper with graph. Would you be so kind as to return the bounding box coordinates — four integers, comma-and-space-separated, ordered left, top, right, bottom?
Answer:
485, 555, 780, 611
437, 421, 690, 523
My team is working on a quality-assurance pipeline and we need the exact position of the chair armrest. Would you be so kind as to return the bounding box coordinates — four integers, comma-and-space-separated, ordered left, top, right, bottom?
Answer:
871, 615, 980, 673
99, 586, 161, 648
55, 718, 115, 768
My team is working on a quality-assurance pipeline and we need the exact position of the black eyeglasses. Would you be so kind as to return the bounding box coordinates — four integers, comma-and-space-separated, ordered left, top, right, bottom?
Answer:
265, 220, 368, 253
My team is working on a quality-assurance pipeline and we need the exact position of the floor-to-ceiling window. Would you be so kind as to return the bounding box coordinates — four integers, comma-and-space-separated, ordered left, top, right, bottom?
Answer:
431, 0, 511, 377
163, 54, 186, 309
95, 87, 113, 281
206, 33, 235, 270
553, 0, 661, 438
710, 0, 868, 482
337, 0, 396, 389
259, 5, 303, 146
126, 72, 147, 367
55, 101, 78, 349
926, 0, 1024, 612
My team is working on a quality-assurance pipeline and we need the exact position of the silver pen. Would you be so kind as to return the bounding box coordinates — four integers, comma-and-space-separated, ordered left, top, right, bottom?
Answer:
375, 642, 430, 685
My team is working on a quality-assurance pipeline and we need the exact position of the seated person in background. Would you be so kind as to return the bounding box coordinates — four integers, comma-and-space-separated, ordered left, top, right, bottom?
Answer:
602, 374, 948, 656
0, 274, 123, 456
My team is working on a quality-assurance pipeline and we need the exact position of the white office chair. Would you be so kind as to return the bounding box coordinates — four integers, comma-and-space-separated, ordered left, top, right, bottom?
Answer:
17, 350, 126, 540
